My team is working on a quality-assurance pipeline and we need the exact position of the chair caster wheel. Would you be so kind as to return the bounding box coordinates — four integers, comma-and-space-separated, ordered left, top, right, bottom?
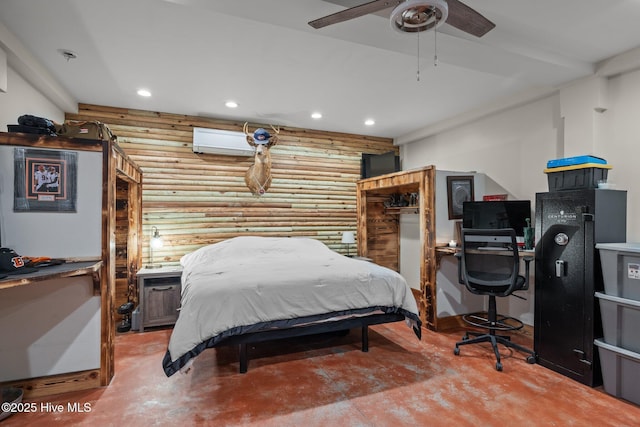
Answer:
462, 335, 469, 341
526, 355, 536, 364
454, 347, 460, 356
496, 362, 503, 371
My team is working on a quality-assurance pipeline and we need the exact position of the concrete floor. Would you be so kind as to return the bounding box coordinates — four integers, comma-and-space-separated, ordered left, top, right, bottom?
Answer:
3, 322, 639, 426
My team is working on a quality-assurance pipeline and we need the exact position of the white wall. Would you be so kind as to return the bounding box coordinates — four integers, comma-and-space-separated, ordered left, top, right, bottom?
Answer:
0, 65, 64, 130
596, 70, 640, 240
0, 276, 100, 381
401, 70, 640, 241
0, 145, 102, 257
0, 47, 7, 93
401, 94, 559, 204
0, 66, 100, 257
398, 169, 534, 322
399, 170, 496, 290
0, 67, 101, 381
398, 68, 640, 326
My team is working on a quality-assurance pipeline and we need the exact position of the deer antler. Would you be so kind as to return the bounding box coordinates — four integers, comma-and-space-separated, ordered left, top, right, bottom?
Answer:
267, 125, 280, 148
243, 122, 256, 147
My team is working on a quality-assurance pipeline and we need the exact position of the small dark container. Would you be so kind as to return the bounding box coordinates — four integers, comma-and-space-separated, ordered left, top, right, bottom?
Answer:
546, 166, 609, 191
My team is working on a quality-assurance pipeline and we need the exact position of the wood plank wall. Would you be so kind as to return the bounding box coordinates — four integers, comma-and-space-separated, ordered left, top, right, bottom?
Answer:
363, 193, 400, 271
67, 104, 397, 266
115, 180, 131, 308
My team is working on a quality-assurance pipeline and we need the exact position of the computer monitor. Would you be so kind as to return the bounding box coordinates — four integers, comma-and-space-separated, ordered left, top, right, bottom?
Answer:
462, 200, 532, 238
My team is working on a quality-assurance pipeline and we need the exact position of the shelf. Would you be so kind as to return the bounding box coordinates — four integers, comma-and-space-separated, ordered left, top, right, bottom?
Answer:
0, 260, 102, 294
384, 206, 419, 215
357, 166, 437, 330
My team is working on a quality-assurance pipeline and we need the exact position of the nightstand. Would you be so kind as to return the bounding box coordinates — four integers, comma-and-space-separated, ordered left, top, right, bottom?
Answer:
136, 266, 183, 332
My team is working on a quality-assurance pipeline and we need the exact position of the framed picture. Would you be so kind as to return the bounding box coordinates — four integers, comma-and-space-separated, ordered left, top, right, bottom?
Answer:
447, 175, 474, 220
14, 148, 78, 212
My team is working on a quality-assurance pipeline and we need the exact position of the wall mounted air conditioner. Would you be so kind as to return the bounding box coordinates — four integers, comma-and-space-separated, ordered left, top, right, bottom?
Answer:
192, 127, 253, 156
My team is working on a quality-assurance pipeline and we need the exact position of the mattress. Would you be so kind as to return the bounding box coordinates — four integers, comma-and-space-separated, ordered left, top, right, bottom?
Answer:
162, 236, 421, 376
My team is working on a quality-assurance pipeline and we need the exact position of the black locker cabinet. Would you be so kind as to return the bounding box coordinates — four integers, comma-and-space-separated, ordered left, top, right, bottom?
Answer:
534, 189, 626, 386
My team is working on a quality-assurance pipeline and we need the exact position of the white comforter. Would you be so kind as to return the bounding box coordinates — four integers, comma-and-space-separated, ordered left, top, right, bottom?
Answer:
163, 236, 420, 376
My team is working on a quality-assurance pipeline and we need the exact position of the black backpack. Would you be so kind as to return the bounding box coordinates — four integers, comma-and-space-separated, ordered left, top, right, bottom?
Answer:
17, 114, 57, 133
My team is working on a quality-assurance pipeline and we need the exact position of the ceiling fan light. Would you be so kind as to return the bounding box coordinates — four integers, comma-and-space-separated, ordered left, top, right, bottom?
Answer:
390, 0, 449, 34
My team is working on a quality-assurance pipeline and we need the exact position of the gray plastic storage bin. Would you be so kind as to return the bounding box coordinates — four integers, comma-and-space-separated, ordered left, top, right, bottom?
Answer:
594, 339, 640, 406
596, 292, 640, 353
596, 242, 640, 301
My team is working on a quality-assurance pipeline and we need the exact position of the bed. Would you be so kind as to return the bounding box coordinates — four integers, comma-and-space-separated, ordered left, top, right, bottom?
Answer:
162, 236, 421, 376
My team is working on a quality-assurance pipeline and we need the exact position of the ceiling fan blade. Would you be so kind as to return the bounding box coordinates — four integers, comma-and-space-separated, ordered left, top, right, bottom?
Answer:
445, 0, 495, 37
309, 0, 404, 29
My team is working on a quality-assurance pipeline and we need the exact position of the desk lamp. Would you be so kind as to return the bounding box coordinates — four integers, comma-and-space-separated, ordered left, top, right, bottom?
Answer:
148, 226, 164, 268
341, 231, 355, 257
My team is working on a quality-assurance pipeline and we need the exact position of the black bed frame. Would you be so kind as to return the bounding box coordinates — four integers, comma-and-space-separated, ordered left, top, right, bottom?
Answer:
218, 313, 406, 373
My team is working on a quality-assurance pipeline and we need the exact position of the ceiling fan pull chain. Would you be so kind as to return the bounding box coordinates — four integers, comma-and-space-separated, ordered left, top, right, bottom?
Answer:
417, 32, 421, 81
434, 22, 438, 67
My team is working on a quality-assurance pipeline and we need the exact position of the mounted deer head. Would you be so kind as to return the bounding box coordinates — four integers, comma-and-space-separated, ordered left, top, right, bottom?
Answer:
243, 122, 280, 195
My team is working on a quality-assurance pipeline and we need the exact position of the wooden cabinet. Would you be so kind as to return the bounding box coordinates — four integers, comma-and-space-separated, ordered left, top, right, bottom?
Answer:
356, 166, 437, 330
0, 132, 142, 397
137, 266, 182, 331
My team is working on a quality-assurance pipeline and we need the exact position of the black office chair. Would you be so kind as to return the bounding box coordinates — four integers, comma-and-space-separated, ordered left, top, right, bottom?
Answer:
453, 228, 536, 371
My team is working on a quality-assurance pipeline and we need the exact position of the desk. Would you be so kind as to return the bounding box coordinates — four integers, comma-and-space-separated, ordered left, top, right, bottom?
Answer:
0, 260, 103, 397
436, 245, 534, 259
434, 246, 535, 329
0, 260, 102, 294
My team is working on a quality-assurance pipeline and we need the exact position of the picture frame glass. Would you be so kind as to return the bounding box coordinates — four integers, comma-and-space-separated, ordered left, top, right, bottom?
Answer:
447, 175, 474, 220
13, 148, 78, 212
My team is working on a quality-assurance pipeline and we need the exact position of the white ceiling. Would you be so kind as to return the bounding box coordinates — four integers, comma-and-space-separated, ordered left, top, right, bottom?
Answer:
2, 0, 640, 141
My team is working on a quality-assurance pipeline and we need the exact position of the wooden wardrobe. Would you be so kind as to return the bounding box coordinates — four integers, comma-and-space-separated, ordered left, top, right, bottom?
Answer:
356, 166, 438, 330
0, 132, 142, 397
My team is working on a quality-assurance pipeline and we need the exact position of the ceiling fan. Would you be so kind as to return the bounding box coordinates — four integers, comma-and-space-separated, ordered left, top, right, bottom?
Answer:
309, 0, 495, 38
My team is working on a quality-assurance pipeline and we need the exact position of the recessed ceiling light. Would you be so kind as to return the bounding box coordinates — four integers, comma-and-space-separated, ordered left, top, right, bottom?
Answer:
311, 112, 322, 119
225, 101, 238, 108
137, 89, 151, 97
364, 119, 375, 126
